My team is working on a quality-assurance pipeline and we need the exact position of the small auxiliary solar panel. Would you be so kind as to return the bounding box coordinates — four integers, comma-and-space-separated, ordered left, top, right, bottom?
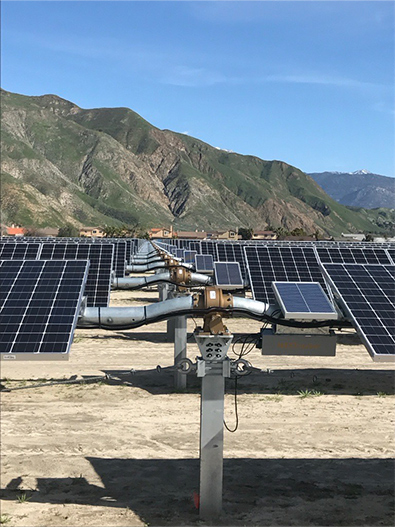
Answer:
272, 282, 337, 320
316, 247, 392, 265
0, 259, 89, 360
184, 250, 197, 265
214, 262, 243, 289
195, 254, 214, 274
40, 243, 114, 307
0, 242, 42, 260
244, 246, 328, 304
322, 263, 395, 362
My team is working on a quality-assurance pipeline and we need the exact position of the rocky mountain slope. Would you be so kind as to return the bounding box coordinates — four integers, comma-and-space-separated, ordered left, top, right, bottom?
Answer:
1, 89, 393, 235
308, 170, 395, 209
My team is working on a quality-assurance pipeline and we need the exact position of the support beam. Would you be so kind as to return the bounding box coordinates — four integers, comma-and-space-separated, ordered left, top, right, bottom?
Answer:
199, 362, 225, 520
166, 287, 176, 342
173, 315, 187, 390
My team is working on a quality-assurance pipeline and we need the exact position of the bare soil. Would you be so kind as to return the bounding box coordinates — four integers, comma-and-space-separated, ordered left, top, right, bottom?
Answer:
1, 289, 394, 526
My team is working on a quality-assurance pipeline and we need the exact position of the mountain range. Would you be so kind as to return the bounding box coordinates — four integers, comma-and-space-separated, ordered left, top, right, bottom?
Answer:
308, 170, 394, 209
1, 89, 394, 236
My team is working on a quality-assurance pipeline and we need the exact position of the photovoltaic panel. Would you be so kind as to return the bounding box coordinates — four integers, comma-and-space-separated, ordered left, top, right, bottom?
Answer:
387, 248, 395, 264
322, 263, 395, 361
184, 250, 197, 265
39, 243, 113, 307
0, 242, 42, 260
244, 246, 328, 304
272, 282, 337, 320
189, 241, 202, 253
214, 262, 244, 289
200, 241, 218, 260
0, 259, 89, 360
217, 243, 247, 279
316, 247, 392, 265
195, 254, 214, 273
175, 249, 185, 259
111, 241, 127, 278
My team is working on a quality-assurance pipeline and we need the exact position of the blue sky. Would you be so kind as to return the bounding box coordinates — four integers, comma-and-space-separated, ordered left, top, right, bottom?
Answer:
1, 1, 394, 176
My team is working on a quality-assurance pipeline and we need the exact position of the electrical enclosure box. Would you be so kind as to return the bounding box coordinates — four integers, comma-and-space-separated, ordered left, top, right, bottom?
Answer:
261, 328, 336, 357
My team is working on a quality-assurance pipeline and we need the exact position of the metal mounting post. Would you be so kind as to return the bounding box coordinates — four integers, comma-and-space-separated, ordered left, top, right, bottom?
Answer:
166, 287, 176, 342
174, 315, 187, 389
199, 360, 226, 520
194, 331, 233, 520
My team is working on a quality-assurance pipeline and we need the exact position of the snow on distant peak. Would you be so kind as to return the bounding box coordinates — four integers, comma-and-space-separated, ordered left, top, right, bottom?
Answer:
351, 169, 372, 175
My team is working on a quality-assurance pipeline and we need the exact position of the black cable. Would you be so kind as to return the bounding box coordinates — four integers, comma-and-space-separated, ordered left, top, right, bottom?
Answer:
224, 377, 238, 433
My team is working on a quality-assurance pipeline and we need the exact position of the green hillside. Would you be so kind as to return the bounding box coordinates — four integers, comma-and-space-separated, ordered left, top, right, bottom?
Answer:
1, 89, 393, 236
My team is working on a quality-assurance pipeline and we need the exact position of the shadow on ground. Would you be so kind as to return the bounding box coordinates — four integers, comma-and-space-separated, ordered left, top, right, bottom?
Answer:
3, 458, 394, 526
101, 365, 395, 396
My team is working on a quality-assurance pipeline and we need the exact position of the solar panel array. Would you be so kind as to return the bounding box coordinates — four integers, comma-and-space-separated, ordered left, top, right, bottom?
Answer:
322, 264, 395, 361
2, 234, 395, 362
40, 243, 114, 307
0, 259, 89, 359
245, 246, 329, 304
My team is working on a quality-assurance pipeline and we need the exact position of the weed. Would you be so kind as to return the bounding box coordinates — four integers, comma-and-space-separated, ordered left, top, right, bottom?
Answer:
0, 515, 12, 525
298, 389, 323, 398
265, 394, 283, 402
16, 493, 31, 504
377, 392, 389, 397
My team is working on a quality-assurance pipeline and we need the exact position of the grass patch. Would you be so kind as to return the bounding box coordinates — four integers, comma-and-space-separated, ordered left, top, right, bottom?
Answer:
264, 394, 284, 402
298, 389, 324, 398
0, 514, 12, 525
16, 493, 31, 504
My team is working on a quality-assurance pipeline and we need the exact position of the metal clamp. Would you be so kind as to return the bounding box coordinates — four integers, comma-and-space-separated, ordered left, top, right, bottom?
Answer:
231, 358, 252, 376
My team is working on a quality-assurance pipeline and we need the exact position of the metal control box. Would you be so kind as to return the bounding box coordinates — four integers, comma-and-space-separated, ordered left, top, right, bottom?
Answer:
261, 328, 336, 356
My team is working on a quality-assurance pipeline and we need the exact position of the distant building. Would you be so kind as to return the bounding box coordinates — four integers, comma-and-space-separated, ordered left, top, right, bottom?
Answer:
4, 225, 26, 237
176, 230, 207, 240
252, 230, 277, 240
80, 227, 105, 238
207, 230, 238, 240
149, 226, 174, 239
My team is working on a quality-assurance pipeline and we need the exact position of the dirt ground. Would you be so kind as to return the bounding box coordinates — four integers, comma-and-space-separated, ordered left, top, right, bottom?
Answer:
1, 289, 394, 527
